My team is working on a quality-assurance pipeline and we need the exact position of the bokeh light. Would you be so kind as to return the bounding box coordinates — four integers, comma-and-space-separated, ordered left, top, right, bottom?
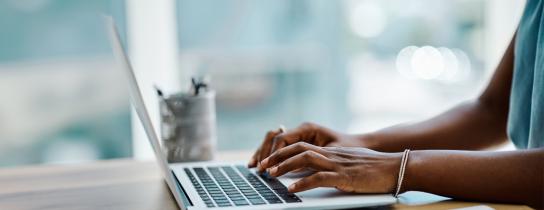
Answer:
395, 46, 418, 79
348, 1, 387, 38
396, 45, 471, 83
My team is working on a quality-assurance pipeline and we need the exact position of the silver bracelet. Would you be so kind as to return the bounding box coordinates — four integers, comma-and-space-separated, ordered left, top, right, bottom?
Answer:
394, 149, 411, 198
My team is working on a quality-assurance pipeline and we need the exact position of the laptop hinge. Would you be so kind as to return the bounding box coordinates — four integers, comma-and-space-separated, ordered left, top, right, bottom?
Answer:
171, 170, 193, 207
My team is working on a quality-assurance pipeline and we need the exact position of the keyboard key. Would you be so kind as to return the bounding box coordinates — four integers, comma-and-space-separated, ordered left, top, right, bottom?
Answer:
230, 196, 245, 201
259, 172, 302, 203
213, 197, 229, 203
214, 198, 229, 202
189, 165, 303, 207
282, 194, 302, 203
268, 198, 283, 204
233, 199, 250, 206
242, 192, 258, 196
217, 202, 232, 207
248, 198, 266, 205
235, 165, 252, 175
240, 188, 253, 193
261, 193, 281, 202
246, 194, 261, 199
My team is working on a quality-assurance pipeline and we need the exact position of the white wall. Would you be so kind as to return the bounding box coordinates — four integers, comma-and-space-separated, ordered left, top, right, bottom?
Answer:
126, 0, 181, 159
484, 0, 525, 75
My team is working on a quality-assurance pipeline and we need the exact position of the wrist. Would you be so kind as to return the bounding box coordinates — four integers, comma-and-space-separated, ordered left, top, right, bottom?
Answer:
400, 150, 421, 193
356, 132, 381, 151
387, 151, 405, 193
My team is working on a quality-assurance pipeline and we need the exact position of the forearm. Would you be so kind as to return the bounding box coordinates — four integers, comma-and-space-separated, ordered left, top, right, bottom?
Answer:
403, 149, 544, 208
360, 100, 508, 152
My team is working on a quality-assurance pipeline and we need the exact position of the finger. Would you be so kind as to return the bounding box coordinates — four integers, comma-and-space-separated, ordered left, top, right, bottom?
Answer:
254, 129, 282, 170
269, 124, 286, 153
267, 122, 329, 156
271, 124, 315, 149
288, 171, 341, 193
268, 150, 334, 177
258, 123, 317, 170
269, 136, 287, 157
248, 142, 266, 168
261, 141, 323, 169
247, 152, 259, 167
248, 130, 278, 168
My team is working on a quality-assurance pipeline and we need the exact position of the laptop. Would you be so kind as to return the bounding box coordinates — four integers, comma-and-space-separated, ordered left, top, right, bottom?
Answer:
105, 16, 396, 210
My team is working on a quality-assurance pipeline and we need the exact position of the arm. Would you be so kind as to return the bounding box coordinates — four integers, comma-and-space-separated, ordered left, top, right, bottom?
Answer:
404, 148, 544, 208
360, 34, 516, 152
259, 143, 544, 208
249, 35, 516, 166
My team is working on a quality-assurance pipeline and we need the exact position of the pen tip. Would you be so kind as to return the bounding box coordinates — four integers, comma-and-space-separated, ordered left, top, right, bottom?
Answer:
153, 85, 164, 96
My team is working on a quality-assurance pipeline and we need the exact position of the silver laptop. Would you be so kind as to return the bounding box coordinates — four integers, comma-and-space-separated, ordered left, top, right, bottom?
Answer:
105, 16, 396, 210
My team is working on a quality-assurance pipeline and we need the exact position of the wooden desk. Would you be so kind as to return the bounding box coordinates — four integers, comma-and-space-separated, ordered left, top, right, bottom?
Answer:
0, 151, 531, 210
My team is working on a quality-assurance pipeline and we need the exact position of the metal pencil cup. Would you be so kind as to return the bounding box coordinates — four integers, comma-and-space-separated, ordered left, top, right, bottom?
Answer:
159, 91, 217, 162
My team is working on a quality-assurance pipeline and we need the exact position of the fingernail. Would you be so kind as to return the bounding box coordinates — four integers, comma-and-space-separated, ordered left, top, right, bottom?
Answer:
269, 167, 278, 176
261, 158, 269, 167
288, 183, 296, 192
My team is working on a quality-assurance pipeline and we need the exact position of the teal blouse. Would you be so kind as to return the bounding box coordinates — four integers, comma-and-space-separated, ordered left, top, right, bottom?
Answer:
508, 0, 544, 149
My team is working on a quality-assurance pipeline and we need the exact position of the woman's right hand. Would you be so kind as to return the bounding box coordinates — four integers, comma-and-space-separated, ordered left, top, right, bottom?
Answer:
247, 122, 367, 171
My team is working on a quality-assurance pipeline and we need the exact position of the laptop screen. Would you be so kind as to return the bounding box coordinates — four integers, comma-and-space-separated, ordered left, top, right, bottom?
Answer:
104, 16, 186, 209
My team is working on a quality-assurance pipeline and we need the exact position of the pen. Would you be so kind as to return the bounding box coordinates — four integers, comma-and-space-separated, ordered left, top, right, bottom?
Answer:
278, 124, 286, 134
154, 85, 176, 113
191, 77, 208, 96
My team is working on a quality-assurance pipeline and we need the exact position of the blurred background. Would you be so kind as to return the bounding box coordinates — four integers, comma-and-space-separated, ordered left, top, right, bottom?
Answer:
0, 0, 524, 167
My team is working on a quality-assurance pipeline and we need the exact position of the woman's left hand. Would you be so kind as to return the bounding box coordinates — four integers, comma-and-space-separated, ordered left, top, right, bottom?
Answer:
258, 142, 403, 193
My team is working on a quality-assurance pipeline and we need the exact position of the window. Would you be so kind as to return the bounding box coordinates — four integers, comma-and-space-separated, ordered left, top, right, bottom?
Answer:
0, 0, 129, 166
172, 0, 522, 151
0, 0, 523, 166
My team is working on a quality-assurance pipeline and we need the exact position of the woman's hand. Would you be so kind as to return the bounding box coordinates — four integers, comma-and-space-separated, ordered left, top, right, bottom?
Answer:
248, 122, 367, 169
259, 142, 402, 193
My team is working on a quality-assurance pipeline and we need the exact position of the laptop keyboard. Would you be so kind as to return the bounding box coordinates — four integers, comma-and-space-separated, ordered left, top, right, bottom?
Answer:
184, 165, 301, 208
